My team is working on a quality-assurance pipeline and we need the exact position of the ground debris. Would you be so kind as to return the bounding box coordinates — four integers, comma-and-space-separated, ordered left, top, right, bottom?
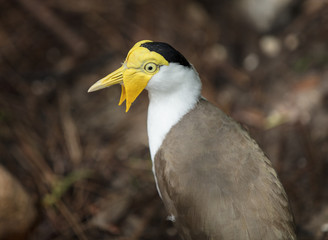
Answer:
0, 0, 327, 239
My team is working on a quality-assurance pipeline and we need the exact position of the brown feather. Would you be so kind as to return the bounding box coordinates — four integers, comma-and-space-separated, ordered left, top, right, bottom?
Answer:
155, 99, 296, 240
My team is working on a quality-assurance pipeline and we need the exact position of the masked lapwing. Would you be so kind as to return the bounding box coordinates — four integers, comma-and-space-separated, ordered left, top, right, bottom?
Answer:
88, 40, 296, 240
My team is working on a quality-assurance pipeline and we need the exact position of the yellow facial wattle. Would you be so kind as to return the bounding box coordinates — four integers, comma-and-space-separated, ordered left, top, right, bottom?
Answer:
88, 40, 169, 112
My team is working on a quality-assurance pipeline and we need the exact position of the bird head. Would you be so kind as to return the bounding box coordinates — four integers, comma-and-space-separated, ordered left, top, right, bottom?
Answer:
88, 40, 191, 112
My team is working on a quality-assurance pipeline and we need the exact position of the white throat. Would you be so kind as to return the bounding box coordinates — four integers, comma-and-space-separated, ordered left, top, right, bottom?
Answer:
146, 63, 202, 162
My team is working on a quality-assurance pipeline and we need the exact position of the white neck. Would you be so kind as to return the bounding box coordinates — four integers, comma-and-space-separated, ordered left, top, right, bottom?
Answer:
146, 63, 202, 162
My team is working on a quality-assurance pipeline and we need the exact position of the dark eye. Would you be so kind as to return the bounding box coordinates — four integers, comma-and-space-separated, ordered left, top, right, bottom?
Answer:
144, 62, 158, 73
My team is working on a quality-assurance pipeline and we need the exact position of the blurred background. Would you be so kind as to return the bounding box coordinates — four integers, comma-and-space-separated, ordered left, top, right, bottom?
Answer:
0, 0, 328, 239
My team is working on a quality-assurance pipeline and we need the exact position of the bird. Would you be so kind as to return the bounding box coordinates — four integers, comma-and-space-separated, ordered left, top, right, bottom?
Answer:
88, 40, 296, 240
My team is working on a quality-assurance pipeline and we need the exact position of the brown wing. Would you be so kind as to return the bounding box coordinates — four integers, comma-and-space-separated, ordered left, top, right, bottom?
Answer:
155, 99, 296, 240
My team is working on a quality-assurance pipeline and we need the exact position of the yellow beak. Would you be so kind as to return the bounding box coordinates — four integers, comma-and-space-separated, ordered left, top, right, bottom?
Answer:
88, 65, 124, 93
88, 64, 151, 112
88, 40, 168, 112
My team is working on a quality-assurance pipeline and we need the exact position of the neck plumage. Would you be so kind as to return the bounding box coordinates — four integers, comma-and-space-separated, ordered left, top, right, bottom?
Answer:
146, 66, 202, 162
